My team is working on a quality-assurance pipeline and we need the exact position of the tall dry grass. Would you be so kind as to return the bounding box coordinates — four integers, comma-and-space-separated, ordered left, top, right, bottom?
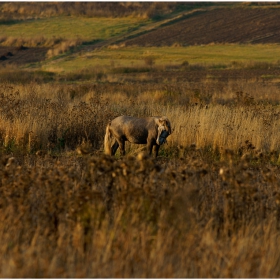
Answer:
0, 36, 59, 48
167, 103, 280, 153
46, 39, 83, 58
0, 148, 280, 277
1, 75, 280, 277
0, 80, 280, 159
0, 36, 82, 58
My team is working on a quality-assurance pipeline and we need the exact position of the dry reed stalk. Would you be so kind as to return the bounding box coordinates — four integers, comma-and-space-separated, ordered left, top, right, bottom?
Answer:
165, 104, 280, 153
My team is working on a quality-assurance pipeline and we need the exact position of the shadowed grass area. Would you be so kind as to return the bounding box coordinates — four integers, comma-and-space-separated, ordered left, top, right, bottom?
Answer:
1, 148, 280, 277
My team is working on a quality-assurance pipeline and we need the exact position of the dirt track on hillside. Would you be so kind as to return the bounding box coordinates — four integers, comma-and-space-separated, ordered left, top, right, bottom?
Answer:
124, 8, 280, 46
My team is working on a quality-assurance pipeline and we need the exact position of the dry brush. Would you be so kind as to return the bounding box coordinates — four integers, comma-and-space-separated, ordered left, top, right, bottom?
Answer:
0, 77, 280, 277
0, 149, 280, 277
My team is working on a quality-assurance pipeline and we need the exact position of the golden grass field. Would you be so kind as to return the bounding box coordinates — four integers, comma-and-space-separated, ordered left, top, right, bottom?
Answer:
1, 2, 280, 277
1, 76, 280, 277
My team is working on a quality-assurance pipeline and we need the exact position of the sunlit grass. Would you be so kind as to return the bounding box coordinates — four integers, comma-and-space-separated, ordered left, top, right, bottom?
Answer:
0, 16, 150, 41
41, 44, 280, 72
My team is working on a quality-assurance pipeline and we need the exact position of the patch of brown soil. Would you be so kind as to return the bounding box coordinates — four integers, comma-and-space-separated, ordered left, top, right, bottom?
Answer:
0, 46, 47, 65
124, 8, 280, 46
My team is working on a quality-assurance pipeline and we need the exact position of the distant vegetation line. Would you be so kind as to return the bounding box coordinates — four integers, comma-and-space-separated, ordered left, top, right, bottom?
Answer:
1, 2, 278, 22
0, 2, 211, 21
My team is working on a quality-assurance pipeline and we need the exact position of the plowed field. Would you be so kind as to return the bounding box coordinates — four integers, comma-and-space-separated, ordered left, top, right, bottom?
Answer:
124, 8, 280, 46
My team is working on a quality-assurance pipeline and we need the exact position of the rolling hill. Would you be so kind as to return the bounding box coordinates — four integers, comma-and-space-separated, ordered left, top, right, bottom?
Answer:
0, 4, 280, 67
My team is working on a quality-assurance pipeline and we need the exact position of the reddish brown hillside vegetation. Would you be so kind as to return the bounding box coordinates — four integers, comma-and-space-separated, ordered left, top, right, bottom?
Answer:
0, 2, 196, 20
125, 8, 280, 46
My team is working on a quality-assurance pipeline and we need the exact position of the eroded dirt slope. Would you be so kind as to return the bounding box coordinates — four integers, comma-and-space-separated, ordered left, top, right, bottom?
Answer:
124, 8, 280, 46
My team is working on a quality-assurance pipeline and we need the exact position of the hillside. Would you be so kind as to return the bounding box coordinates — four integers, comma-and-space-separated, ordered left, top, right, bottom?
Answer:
0, 5, 280, 68
0, 2, 188, 20
124, 8, 280, 46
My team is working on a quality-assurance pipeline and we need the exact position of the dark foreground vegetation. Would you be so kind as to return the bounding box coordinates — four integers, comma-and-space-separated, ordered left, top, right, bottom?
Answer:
1, 73, 280, 277
1, 146, 280, 277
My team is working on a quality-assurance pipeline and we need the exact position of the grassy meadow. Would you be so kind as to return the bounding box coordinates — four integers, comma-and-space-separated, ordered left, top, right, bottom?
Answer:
75, 44, 280, 66
0, 16, 149, 42
37, 44, 280, 72
1, 4, 280, 277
